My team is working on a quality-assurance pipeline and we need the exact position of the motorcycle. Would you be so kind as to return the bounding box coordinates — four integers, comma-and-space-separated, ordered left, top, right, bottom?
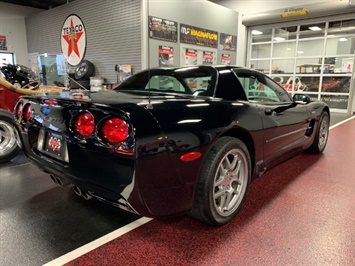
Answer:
0, 60, 65, 163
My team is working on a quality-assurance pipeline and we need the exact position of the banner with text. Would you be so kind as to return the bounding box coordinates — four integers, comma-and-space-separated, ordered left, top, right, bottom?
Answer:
149, 16, 178, 43
180, 24, 218, 48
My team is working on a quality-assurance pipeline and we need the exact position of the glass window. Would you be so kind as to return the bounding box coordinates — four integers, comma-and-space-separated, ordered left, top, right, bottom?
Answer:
322, 76, 351, 93
297, 39, 324, 56
273, 42, 296, 57
299, 22, 326, 39
117, 67, 217, 96
296, 58, 323, 74
37, 54, 66, 87
328, 19, 355, 37
321, 94, 348, 109
249, 60, 270, 74
247, 18, 354, 112
251, 44, 271, 58
251, 28, 272, 43
272, 59, 295, 74
330, 56, 353, 73
274, 26, 297, 41
325, 36, 355, 55
307, 94, 320, 101
235, 70, 291, 102
272, 75, 297, 93
145, 75, 185, 92
183, 76, 212, 92
296, 76, 321, 92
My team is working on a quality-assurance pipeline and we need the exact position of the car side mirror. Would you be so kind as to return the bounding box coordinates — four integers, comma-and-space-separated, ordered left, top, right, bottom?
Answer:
293, 94, 310, 104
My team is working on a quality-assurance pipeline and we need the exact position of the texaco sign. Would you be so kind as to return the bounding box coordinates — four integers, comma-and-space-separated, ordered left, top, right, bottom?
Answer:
61, 14, 86, 66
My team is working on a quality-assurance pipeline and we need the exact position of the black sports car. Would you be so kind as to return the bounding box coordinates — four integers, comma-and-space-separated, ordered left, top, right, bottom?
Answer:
14, 65, 330, 226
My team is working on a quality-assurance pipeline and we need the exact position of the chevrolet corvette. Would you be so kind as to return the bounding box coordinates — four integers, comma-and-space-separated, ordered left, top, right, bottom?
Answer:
14, 65, 330, 226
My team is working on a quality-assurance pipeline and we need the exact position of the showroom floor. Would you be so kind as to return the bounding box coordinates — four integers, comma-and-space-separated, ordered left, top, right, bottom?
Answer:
0, 113, 354, 266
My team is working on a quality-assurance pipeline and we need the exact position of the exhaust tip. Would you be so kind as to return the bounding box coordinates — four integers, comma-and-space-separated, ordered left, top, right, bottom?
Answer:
82, 192, 93, 200
50, 174, 57, 184
73, 186, 82, 196
50, 174, 69, 187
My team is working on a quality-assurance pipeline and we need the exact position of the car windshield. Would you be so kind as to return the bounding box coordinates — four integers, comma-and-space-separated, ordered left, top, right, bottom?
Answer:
114, 67, 217, 96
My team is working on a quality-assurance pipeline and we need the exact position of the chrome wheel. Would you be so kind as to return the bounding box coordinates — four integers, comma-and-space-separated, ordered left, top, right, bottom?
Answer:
318, 114, 329, 151
306, 111, 330, 154
0, 116, 20, 163
213, 148, 248, 217
190, 137, 251, 226
0, 120, 17, 156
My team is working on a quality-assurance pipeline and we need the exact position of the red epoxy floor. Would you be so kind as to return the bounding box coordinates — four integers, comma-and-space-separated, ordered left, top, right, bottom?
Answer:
66, 118, 355, 265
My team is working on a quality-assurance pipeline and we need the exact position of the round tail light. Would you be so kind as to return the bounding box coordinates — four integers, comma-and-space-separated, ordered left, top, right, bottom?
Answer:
101, 118, 128, 144
23, 104, 32, 121
15, 102, 23, 119
73, 112, 95, 139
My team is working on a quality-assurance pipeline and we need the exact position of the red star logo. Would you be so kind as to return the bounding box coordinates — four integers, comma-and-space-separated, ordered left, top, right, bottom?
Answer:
62, 18, 84, 58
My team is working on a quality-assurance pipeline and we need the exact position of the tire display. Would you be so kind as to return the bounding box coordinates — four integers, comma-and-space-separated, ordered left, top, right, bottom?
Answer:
74, 60, 95, 80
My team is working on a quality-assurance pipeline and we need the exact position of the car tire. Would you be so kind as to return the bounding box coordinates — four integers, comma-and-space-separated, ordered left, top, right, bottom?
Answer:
306, 111, 330, 154
74, 60, 95, 80
190, 137, 251, 226
0, 115, 20, 163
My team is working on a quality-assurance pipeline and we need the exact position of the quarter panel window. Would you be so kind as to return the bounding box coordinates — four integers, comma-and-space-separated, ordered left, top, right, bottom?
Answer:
234, 70, 291, 103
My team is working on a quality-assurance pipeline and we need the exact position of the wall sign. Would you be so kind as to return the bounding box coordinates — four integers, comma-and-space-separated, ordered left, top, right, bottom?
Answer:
149, 16, 178, 43
185, 48, 197, 65
61, 14, 86, 66
220, 33, 236, 51
159, 45, 174, 67
280, 7, 308, 18
0, 35, 7, 51
180, 24, 218, 48
221, 54, 231, 65
202, 51, 214, 65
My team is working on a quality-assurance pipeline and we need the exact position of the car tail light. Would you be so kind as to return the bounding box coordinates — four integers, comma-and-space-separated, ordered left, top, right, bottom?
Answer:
15, 102, 23, 119
73, 112, 95, 138
101, 118, 128, 144
44, 99, 58, 105
23, 104, 32, 121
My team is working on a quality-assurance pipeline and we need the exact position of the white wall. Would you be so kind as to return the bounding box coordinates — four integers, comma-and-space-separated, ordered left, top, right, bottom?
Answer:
210, 0, 333, 66
0, 2, 42, 66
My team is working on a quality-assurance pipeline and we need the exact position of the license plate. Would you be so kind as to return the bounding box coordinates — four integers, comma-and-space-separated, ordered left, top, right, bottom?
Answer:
45, 132, 63, 158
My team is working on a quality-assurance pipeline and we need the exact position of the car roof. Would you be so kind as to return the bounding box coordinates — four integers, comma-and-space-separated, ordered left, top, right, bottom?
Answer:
145, 65, 248, 71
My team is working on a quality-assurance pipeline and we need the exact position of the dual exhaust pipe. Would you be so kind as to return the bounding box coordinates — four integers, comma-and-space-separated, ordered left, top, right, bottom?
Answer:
72, 185, 92, 200
50, 174, 70, 187
49, 174, 92, 200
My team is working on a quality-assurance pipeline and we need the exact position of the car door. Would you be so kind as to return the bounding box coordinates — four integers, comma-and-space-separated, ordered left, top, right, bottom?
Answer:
233, 69, 310, 168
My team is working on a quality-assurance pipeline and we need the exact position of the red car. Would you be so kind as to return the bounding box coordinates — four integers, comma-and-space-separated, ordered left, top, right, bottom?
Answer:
0, 76, 64, 163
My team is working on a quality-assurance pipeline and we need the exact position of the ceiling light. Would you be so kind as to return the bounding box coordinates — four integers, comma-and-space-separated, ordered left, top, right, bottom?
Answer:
286, 48, 291, 50
273, 37, 285, 41
297, 51, 304, 54
308, 26, 322, 31
252, 30, 263, 35
339, 38, 348, 42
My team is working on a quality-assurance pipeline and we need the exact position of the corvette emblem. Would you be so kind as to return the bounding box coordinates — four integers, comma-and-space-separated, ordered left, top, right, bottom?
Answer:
41, 107, 51, 115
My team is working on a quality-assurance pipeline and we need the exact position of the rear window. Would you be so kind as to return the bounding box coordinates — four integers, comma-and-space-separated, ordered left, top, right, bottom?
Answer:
115, 67, 217, 96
